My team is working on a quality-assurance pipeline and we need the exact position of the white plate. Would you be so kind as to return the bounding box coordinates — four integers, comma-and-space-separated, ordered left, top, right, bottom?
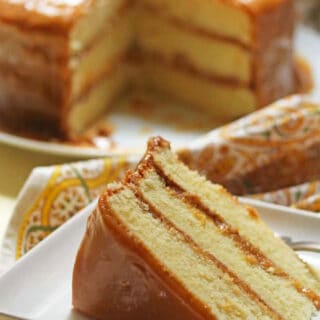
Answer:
0, 198, 319, 320
0, 25, 319, 158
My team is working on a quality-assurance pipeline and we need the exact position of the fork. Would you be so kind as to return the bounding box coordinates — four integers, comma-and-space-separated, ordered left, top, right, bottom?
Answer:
281, 236, 320, 253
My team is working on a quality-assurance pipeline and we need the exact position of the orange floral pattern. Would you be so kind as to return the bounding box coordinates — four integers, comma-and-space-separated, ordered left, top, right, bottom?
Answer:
251, 180, 320, 213
15, 157, 132, 259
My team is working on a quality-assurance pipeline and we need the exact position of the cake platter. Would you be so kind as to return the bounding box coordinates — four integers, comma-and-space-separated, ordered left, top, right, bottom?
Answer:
0, 198, 319, 320
0, 25, 319, 158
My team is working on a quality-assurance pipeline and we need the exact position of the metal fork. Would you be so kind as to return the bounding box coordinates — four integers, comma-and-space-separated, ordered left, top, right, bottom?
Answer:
281, 236, 320, 253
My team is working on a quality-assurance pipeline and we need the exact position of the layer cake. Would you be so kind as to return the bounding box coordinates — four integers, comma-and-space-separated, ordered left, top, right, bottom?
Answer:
0, 0, 296, 138
73, 137, 320, 320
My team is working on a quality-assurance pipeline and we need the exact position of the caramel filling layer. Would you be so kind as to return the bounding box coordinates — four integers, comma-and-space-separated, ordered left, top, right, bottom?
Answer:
102, 186, 276, 319
146, 154, 320, 310
127, 181, 283, 319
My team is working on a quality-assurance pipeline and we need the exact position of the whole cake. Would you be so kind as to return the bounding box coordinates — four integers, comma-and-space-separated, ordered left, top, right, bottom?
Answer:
73, 137, 320, 320
0, 0, 296, 139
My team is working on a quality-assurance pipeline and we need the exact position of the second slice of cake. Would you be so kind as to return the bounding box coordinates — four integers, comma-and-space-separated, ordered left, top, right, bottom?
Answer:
73, 137, 320, 320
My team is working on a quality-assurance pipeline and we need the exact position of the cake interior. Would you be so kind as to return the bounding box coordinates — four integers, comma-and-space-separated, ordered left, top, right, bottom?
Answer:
67, 0, 259, 134
107, 186, 275, 319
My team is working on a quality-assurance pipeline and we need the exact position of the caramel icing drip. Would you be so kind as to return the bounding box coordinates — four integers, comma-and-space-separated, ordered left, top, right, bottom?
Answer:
145, 137, 320, 309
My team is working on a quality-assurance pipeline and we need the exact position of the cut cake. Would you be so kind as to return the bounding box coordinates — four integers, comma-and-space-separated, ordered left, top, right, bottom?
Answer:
73, 137, 320, 320
0, 0, 296, 138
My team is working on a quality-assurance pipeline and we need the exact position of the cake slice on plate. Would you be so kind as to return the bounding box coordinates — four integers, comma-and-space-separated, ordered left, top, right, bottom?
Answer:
73, 137, 320, 320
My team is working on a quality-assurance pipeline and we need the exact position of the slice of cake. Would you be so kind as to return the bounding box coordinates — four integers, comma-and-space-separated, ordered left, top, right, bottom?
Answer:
0, 0, 297, 139
73, 137, 320, 320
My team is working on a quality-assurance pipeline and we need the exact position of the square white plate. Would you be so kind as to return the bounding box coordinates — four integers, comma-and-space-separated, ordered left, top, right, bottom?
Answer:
0, 198, 319, 320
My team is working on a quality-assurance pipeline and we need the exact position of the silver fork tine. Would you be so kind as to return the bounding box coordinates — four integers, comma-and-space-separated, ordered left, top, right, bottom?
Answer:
279, 235, 320, 253
290, 242, 320, 253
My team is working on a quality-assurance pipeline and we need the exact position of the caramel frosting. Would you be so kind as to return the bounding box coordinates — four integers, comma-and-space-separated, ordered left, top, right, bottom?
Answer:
0, 0, 93, 32
231, 0, 293, 14
72, 206, 205, 320
0, 0, 290, 32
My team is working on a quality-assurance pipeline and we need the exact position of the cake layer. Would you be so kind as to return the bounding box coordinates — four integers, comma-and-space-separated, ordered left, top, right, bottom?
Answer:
70, 0, 131, 53
136, 9, 251, 84
149, 140, 320, 295
67, 63, 128, 134
139, 0, 252, 45
141, 59, 256, 118
130, 167, 316, 319
104, 186, 275, 319
71, 7, 134, 98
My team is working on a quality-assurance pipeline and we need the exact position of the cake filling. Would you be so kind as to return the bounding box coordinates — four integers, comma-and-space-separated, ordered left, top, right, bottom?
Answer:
104, 186, 277, 319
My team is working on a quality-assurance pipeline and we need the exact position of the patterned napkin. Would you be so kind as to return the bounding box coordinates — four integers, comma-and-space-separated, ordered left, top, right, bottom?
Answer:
1, 95, 319, 274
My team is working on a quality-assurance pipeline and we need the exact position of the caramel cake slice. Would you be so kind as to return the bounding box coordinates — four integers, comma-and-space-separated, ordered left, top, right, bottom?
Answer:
73, 137, 320, 320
